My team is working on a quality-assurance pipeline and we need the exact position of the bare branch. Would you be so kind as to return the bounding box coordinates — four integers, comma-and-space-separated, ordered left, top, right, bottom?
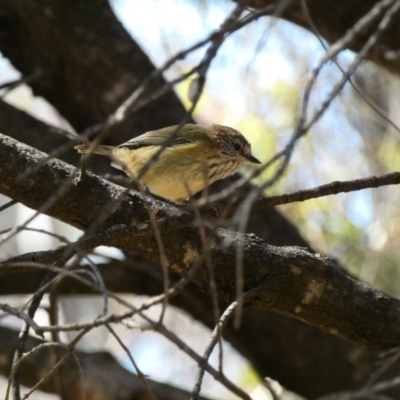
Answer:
251, 171, 400, 209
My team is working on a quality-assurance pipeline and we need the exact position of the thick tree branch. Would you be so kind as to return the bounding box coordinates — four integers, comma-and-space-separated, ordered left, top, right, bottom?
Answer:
1, 133, 400, 354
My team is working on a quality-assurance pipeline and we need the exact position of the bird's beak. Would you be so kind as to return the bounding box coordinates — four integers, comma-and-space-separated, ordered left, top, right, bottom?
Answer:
244, 154, 261, 164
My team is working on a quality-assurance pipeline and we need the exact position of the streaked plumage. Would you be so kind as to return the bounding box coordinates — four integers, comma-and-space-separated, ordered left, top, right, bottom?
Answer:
75, 124, 260, 203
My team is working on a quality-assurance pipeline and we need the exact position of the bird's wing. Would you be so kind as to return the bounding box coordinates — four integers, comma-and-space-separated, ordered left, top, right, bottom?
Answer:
117, 125, 201, 149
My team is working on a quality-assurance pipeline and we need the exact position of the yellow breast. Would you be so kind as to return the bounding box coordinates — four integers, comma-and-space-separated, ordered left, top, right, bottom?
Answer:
111, 144, 239, 203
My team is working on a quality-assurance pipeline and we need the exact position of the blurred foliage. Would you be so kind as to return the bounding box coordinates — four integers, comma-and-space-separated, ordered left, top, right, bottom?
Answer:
276, 64, 400, 297
152, 0, 400, 298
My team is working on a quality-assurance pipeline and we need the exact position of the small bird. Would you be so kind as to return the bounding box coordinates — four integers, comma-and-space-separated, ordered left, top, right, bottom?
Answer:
75, 124, 261, 204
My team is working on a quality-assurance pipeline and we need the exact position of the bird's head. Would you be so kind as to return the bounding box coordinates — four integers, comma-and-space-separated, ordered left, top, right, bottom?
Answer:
211, 125, 261, 165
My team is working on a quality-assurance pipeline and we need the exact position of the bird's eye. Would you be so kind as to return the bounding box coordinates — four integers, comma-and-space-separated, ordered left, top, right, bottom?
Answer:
233, 142, 241, 151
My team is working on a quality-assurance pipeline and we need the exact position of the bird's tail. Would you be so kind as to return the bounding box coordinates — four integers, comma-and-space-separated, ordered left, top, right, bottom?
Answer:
75, 144, 115, 157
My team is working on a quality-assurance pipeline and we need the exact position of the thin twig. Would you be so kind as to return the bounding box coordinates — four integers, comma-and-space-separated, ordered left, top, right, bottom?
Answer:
106, 324, 158, 400
301, 0, 400, 135
251, 170, 400, 210
0, 304, 42, 336
191, 285, 265, 400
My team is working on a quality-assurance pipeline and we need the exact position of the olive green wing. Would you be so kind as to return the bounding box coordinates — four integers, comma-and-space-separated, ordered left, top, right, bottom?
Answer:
118, 124, 203, 149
